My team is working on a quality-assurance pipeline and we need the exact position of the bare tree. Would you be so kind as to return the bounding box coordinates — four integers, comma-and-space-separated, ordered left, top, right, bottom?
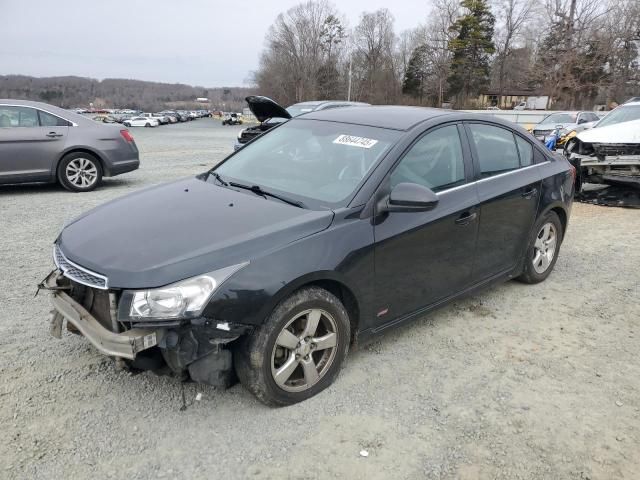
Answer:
255, 0, 345, 104
492, 0, 536, 104
351, 9, 399, 103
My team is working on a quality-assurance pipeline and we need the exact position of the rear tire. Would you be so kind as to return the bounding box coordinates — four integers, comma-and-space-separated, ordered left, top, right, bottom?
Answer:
57, 152, 102, 192
145, 123, 151, 127
517, 211, 563, 284
235, 287, 350, 406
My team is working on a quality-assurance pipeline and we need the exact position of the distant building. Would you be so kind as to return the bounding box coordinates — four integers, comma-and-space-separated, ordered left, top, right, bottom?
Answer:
478, 90, 550, 110
195, 97, 209, 103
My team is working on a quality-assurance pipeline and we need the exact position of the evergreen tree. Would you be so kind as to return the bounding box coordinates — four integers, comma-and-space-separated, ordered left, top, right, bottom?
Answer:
447, 0, 495, 106
402, 44, 429, 102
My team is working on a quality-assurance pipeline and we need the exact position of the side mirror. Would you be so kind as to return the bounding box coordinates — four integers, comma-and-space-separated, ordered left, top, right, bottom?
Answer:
577, 118, 587, 124
381, 182, 439, 213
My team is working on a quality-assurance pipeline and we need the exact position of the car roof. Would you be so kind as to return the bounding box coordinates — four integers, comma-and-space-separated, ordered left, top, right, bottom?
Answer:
291, 100, 370, 108
299, 105, 451, 130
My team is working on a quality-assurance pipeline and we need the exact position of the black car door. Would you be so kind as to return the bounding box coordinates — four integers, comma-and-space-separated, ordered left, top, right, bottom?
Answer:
464, 122, 542, 282
373, 124, 479, 325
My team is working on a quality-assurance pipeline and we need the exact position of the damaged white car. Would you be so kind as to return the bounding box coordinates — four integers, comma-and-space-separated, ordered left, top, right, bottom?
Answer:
566, 102, 640, 189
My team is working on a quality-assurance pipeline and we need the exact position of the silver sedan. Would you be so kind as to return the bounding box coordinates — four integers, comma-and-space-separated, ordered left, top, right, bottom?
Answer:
0, 99, 139, 192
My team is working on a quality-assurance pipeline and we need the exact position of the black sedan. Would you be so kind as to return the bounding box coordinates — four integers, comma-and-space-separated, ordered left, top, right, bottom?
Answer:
43, 106, 574, 406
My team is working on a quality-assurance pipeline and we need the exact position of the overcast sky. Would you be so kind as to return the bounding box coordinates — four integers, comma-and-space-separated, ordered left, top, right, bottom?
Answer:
0, 0, 428, 87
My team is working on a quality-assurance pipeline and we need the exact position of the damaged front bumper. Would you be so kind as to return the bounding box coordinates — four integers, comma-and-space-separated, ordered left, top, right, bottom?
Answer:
44, 270, 158, 359
569, 154, 640, 189
43, 270, 252, 386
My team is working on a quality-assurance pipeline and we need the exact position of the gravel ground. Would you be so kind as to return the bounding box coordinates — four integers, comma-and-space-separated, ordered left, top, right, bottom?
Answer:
1, 118, 639, 479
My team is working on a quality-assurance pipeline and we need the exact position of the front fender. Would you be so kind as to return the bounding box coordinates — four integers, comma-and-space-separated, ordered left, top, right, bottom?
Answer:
202, 216, 375, 328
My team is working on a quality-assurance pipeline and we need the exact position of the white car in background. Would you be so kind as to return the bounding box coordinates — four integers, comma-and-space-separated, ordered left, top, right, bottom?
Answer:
566, 101, 640, 189
122, 116, 159, 128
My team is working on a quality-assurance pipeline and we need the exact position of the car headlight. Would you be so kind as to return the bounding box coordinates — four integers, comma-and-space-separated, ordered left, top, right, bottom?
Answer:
119, 262, 248, 321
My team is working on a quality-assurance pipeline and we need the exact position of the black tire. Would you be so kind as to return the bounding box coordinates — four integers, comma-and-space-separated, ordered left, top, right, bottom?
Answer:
145, 123, 151, 127
235, 287, 350, 406
57, 152, 102, 192
517, 211, 563, 284
123, 122, 131, 127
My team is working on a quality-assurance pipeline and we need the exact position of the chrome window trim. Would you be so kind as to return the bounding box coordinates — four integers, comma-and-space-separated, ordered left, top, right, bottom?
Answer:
0, 103, 78, 127
436, 161, 551, 196
476, 161, 550, 184
53, 244, 109, 290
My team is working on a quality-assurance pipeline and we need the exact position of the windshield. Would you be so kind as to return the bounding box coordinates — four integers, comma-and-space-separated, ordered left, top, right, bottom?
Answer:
541, 113, 577, 124
596, 105, 640, 128
214, 119, 400, 208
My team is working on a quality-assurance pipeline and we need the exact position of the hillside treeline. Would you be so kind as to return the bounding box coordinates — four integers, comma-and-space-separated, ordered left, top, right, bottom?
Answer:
0, 75, 255, 111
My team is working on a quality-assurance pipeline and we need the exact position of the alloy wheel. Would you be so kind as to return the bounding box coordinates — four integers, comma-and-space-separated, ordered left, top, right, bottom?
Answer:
65, 158, 98, 189
532, 222, 557, 274
271, 308, 338, 393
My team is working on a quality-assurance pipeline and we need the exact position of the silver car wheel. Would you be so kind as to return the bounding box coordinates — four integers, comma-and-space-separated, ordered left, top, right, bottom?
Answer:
532, 222, 557, 274
65, 158, 98, 188
271, 308, 338, 393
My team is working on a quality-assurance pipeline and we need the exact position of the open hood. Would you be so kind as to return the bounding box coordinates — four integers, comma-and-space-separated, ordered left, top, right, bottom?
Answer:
577, 119, 640, 144
245, 96, 291, 122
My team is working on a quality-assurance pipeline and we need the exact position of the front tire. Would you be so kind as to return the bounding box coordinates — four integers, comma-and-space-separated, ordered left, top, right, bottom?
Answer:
518, 211, 563, 284
57, 152, 102, 192
235, 287, 350, 406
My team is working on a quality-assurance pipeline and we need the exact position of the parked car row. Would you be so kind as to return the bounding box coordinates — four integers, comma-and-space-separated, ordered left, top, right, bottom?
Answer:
88, 109, 212, 127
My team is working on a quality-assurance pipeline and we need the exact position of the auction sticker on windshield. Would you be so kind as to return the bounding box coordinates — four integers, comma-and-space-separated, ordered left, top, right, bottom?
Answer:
333, 134, 379, 149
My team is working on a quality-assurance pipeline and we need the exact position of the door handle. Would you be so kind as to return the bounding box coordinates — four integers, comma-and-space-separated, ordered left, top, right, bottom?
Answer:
46, 132, 63, 138
455, 212, 477, 225
521, 187, 538, 199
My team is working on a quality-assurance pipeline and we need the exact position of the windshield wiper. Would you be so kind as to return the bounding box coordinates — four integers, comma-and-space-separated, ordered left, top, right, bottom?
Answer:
209, 171, 228, 186
228, 181, 305, 208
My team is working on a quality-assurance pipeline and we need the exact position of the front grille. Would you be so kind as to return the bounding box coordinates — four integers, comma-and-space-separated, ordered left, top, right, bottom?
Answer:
53, 244, 108, 290
592, 143, 640, 157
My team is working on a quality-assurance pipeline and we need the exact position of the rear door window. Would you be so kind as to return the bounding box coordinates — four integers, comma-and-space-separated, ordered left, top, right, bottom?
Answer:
468, 124, 520, 177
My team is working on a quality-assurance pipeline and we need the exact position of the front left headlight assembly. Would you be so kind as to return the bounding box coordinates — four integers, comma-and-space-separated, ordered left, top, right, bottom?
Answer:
118, 262, 248, 322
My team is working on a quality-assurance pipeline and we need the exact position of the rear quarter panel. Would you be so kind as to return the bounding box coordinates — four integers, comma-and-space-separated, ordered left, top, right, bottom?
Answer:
537, 151, 574, 229
56, 124, 139, 176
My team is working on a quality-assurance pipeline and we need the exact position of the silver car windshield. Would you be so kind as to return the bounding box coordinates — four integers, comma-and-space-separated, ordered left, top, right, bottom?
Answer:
215, 119, 400, 208
541, 113, 577, 124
